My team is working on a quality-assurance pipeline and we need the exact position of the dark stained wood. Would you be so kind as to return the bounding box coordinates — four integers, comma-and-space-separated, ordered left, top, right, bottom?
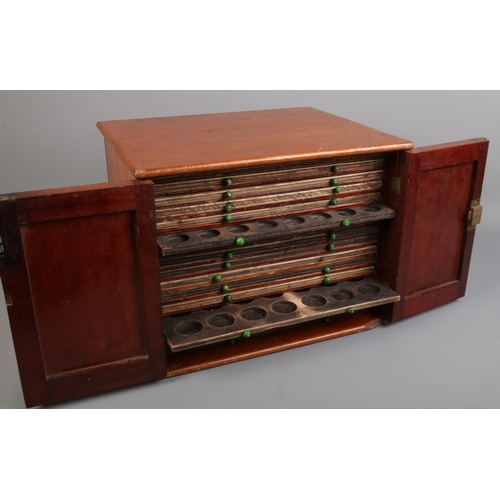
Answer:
157, 204, 395, 255
97, 108, 414, 179
165, 310, 382, 377
381, 139, 488, 322
152, 155, 386, 196
164, 277, 399, 351
0, 182, 166, 407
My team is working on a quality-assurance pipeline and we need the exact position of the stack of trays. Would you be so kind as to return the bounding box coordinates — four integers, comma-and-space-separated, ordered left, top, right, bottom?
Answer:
153, 154, 398, 350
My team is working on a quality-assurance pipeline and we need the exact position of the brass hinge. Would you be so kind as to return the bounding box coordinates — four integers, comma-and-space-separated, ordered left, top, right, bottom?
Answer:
467, 199, 483, 229
391, 177, 401, 195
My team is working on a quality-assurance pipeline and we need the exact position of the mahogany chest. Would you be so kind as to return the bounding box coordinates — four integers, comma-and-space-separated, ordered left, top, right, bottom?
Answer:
0, 107, 488, 407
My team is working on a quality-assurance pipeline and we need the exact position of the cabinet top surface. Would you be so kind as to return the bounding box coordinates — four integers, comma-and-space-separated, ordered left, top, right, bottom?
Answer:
97, 107, 414, 179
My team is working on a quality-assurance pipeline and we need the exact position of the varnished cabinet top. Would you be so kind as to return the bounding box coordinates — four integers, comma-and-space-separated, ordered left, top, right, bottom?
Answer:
97, 107, 414, 179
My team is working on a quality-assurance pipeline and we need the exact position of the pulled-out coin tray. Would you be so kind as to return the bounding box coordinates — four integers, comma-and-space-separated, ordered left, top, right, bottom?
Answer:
164, 276, 399, 351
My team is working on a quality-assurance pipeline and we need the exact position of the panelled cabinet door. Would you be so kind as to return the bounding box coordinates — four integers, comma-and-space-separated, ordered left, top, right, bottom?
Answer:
0, 181, 166, 407
383, 138, 488, 322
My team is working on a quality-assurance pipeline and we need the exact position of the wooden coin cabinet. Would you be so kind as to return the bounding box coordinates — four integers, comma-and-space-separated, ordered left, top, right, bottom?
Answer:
0, 108, 488, 407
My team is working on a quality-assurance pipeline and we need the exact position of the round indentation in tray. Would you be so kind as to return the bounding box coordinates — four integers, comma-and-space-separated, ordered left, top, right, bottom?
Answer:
311, 212, 332, 221
357, 284, 381, 295
330, 289, 355, 301
165, 233, 189, 244
208, 313, 236, 328
361, 205, 381, 212
271, 301, 298, 314
240, 307, 267, 321
257, 220, 278, 230
337, 209, 356, 216
227, 225, 250, 233
301, 295, 327, 307
283, 216, 306, 226
175, 320, 203, 336
198, 229, 221, 238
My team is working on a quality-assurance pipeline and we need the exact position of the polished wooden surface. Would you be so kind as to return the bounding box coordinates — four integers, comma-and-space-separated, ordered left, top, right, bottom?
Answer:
0, 182, 166, 407
165, 310, 382, 377
381, 139, 488, 321
97, 108, 414, 179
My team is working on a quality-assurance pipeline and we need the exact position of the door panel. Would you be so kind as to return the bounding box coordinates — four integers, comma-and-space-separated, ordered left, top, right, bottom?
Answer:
382, 139, 488, 322
0, 181, 165, 407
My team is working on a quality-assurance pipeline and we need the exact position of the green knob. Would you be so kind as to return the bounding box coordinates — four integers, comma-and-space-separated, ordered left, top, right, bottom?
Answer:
322, 266, 331, 274
323, 276, 331, 285
333, 186, 341, 193
224, 294, 233, 302
235, 237, 245, 246
223, 262, 231, 270
327, 243, 335, 251
223, 214, 233, 222
221, 284, 230, 292
331, 166, 340, 173
222, 178, 232, 187
342, 219, 350, 227
227, 339, 236, 345
223, 191, 232, 199
213, 274, 222, 283
223, 203, 233, 213
347, 307, 355, 314
330, 178, 339, 186
329, 232, 336, 240
242, 330, 251, 339
329, 198, 338, 206
224, 251, 233, 260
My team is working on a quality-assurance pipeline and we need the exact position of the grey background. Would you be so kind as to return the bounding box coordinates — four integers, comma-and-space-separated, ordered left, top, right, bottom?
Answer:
1, 90, 499, 409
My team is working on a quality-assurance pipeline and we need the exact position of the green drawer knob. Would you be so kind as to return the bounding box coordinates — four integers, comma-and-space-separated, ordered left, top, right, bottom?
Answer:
342, 219, 350, 227
222, 178, 232, 187
223, 203, 233, 213
213, 274, 222, 283
224, 251, 233, 260
221, 284, 230, 292
235, 237, 245, 246
227, 339, 236, 345
330, 178, 339, 186
323, 276, 331, 285
347, 307, 355, 314
333, 186, 341, 194
327, 243, 335, 251
224, 294, 233, 302
242, 330, 251, 339
329, 198, 338, 206
223, 214, 233, 222
223, 262, 231, 269
322, 266, 331, 274
331, 166, 340, 173
329, 232, 337, 240
223, 191, 232, 199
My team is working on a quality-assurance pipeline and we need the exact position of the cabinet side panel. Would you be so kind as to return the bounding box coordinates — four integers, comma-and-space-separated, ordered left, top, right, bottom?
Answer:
105, 139, 136, 181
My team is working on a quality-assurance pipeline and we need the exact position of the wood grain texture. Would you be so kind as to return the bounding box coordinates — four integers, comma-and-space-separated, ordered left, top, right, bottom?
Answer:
97, 108, 413, 179
381, 139, 488, 322
105, 138, 136, 181
165, 310, 382, 377
0, 182, 166, 407
164, 277, 399, 351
